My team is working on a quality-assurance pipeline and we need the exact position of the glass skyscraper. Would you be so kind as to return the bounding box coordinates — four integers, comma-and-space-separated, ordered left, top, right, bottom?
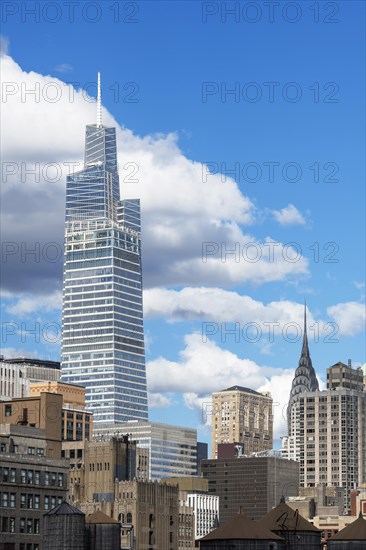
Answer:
61, 75, 148, 426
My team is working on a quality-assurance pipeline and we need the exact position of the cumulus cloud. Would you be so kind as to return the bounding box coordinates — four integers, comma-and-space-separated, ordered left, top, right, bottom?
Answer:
148, 392, 173, 409
147, 333, 295, 441
1, 53, 309, 299
272, 204, 306, 226
327, 301, 366, 337
6, 291, 62, 317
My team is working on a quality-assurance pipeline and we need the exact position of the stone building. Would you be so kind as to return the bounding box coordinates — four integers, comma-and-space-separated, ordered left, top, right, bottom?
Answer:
78, 479, 179, 550
211, 386, 273, 459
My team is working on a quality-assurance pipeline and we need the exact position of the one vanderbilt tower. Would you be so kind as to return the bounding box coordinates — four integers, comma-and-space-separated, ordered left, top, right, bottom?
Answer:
61, 74, 148, 426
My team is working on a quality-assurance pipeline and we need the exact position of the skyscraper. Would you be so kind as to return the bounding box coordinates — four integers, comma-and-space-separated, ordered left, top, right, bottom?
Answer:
281, 304, 319, 461
300, 361, 366, 513
211, 386, 273, 459
61, 74, 148, 426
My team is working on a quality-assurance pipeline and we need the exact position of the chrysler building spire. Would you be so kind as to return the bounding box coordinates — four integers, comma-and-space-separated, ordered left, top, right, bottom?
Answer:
287, 303, 319, 434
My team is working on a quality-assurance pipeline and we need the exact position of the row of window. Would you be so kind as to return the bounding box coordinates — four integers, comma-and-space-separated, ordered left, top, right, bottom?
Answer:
0, 468, 64, 487
0, 518, 41, 546
89, 462, 110, 472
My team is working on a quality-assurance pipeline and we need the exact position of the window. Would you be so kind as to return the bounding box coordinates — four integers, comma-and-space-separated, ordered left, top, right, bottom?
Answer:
0, 443, 6, 452
10, 493, 15, 508
27, 470, 34, 484
34, 518, 40, 533
21, 469, 26, 483
9, 517, 15, 533
35, 471, 40, 485
27, 518, 33, 533
10, 468, 16, 482
28, 447, 35, 455
27, 494, 33, 509
21, 494, 26, 508
5, 404, 12, 416
2, 492, 9, 507
45, 472, 49, 486
37, 448, 44, 456
58, 473, 63, 487
20, 518, 26, 533
34, 494, 40, 509
44, 495, 49, 510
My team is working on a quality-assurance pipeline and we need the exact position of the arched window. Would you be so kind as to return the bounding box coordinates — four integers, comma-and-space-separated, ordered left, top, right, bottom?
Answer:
118, 513, 125, 523
126, 512, 132, 524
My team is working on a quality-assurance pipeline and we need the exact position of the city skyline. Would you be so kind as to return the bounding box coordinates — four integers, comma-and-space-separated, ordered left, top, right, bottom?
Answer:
1, 1, 365, 446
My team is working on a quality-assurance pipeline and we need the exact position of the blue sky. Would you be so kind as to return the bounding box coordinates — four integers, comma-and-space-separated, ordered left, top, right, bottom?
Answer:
1, 1, 365, 449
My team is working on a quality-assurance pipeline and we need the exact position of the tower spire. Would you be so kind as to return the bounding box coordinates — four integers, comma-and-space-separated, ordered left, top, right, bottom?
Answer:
301, 300, 309, 357
97, 72, 102, 127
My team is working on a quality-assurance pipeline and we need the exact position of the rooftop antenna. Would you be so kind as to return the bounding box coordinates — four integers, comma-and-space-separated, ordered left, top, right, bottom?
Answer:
97, 72, 102, 127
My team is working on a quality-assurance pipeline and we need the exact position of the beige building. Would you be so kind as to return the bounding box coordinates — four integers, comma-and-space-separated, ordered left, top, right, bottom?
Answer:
300, 363, 366, 513
211, 385, 273, 459
30, 381, 93, 444
0, 393, 63, 459
78, 479, 179, 550
67, 435, 149, 504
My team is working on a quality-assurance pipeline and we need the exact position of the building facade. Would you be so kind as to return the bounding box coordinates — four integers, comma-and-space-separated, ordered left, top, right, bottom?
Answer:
0, 357, 60, 402
0, 395, 68, 550
66, 435, 148, 504
299, 362, 366, 513
211, 386, 273, 459
61, 75, 148, 426
201, 454, 299, 523
93, 421, 198, 479
78, 479, 180, 550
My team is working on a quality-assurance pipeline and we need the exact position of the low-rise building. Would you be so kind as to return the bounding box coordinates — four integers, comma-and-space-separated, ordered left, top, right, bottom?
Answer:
0, 393, 68, 550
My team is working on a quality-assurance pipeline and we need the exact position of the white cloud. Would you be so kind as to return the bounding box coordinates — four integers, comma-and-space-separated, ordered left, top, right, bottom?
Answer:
144, 288, 313, 328
6, 291, 62, 317
147, 333, 295, 442
148, 392, 173, 409
327, 301, 366, 337
147, 332, 290, 395
1, 53, 309, 297
272, 204, 306, 226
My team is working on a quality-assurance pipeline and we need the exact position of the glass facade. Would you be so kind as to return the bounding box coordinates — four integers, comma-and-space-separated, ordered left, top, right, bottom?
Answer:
61, 121, 148, 426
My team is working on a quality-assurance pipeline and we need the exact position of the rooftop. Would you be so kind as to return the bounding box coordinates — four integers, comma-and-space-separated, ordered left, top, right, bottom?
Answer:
259, 500, 320, 533
331, 512, 366, 541
201, 513, 283, 541
86, 511, 119, 524
1, 357, 60, 369
218, 386, 262, 396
